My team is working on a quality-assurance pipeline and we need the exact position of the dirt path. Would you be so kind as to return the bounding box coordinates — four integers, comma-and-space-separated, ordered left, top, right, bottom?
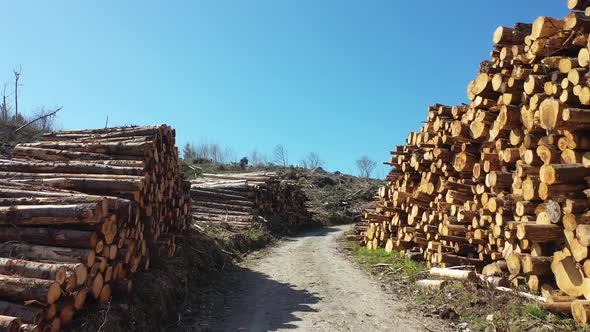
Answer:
218, 225, 429, 331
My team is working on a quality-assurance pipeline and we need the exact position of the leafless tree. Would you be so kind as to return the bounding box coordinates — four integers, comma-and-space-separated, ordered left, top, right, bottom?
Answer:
250, 149, 261, 167
196, 143, 209, 160
260, 153, 269, 166
356, 155, 377, 178
272, 144, 289, 167
223, 146, 237, 163
1, 84, 8, 123
300, 152, 323, 169
210, 143, 223, 163
13, 66, 21, 120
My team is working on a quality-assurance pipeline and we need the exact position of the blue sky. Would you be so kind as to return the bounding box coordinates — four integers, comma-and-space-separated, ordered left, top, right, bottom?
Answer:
0, 1, 568, 176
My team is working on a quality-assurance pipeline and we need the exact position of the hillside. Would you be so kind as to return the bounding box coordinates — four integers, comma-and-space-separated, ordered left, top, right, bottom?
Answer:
180, 158, 383, 226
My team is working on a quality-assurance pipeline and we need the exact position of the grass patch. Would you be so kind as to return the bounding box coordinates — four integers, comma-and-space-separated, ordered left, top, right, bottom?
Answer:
459, 315, 488, 331
523, 302, 548, 320
341, 236, 581, 331
350, 242, 426, 277
415, 294, 428, 303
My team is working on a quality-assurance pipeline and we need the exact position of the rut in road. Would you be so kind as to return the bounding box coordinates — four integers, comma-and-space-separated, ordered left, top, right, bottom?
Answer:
219, 225, 427, 331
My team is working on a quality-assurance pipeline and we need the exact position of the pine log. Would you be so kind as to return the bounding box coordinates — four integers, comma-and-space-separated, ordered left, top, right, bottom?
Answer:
0, 203, 105, 226
0, 258, 67, 285
429, 267, 477, 281
0, 315, 20, 332
0, 243, 96, 267
516, 223, 562, 242
572, 300, 590, 325
0, 275, 61, 304
540, 164, 590, 184
0, 302, 42, 325
416, 279, 448, 290
0, 228, 99, 249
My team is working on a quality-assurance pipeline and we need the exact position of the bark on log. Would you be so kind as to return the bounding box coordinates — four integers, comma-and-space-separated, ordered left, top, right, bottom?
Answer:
0, 275, 61, 304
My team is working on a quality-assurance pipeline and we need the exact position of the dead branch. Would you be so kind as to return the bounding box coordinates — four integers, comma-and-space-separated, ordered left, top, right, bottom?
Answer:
14, 106, 62, 133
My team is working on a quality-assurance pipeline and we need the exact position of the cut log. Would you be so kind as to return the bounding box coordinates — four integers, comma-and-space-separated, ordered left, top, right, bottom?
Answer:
572, 300, 590, 325
0, 275, 61, 304
0, 315, 20, 332
552, 253, 584, 297
0, 228, 99, 249
516, 223, 562, 242
0, 301, 42, 324
0, 203, 105, 225
429, 267, 477, 281
0, 258, 66, 285
540, 164, 590, 184
0, 243, 96, 267
416, 279, 448, 290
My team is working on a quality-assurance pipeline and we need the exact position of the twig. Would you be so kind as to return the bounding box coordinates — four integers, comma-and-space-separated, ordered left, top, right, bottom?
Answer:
523, 314, 542, 330
446, 265, 475, 270
422, 324, 436, 332
398, 269, 429, 280
386, 267, 403, 274
495, 286, 547, 303
14, 106, 62, 133
191, 222, 205, 232
97, 299, 111, 332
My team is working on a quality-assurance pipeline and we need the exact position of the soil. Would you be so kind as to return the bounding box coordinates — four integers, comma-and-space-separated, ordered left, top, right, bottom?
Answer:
214, 225, 437, 331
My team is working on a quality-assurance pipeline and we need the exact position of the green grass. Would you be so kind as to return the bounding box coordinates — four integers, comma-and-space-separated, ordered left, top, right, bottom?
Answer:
415, 294, 428, 303
459, 315, 488, 331
343, 237, 584, 331
351, 245, 426, 277
522, 303, 548, 320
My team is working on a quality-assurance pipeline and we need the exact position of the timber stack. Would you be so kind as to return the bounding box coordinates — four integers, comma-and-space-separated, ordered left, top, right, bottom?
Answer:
358, 0, 590, 324
0, 125, 190, 331
191, 172, 313, 231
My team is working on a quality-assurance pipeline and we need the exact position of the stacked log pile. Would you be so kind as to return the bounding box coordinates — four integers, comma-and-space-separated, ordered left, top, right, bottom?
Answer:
357, 0, 590, 323
191, 172, 313, 231
0, 125, 190, 331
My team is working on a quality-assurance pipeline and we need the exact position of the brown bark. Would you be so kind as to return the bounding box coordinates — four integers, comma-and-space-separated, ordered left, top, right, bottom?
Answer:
0, 258, 66, 285
0, 275, 61, 304
0, 227, 99, 249
0, 243, 96, 267
0, 203, 104, 226
0, 315, 20, 332
0, 301, 42, 324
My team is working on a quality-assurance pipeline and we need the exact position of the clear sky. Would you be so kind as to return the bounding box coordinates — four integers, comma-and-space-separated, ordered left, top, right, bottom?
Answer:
0, 1, 568, 176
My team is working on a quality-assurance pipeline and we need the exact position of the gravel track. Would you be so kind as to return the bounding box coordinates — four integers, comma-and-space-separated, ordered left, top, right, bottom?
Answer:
219, 225, 427, 331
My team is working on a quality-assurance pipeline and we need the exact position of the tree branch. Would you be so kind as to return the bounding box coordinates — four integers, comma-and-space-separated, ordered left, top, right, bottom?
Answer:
14, 106, 62, 133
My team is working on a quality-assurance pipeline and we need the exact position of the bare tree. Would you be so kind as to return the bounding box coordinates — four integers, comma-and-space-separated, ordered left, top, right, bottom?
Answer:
196, 143, 209, 160
250, 149, 261, 167
211, 143, 224, 163
13, 66, 21, 120
356, 156, 377, 178
223, 146, 237, 163
301, 152, 323, 169
272, 144, 289, 167
260, 153, 269, 166
1, 84, 8, 123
